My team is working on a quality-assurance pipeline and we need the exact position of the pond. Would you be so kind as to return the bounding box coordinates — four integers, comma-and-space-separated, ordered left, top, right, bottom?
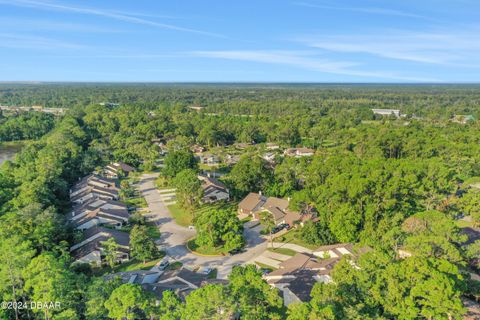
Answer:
0, 142, 24, 165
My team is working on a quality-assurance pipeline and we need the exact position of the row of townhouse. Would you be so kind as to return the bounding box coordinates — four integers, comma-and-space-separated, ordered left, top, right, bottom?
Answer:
106, 267, 225, 302
67, 163, 135, 266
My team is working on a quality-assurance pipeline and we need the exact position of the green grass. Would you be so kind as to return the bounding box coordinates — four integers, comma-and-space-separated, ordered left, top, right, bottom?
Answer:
94, 255, 165, 275
199, 163, 220, 170
167, 261, 183, 270
187, 239, 228, 256
240, 216, 252, 223
167, 203, 194, 227
456, 218, 474, 228
115, 257, 163, 272
268, 247, 297, 256
278, 229, 319, 250
254, 262, 276, 271
158, 189, 176, 195
168, 202, 238, 227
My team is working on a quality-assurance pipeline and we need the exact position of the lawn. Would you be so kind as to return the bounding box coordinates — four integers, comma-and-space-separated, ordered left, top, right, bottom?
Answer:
277, 229, 319, 250
456, 218, 474, 228
120, 222, 161, 240
167, 203, 194, 227
254, 262, 277, 271
167, 261, 183, 270
94, 255, 165, 275
187, 239, 228, 256
168, 202, 238, 227
268, 247, 297, 256
115, 257, 163, 272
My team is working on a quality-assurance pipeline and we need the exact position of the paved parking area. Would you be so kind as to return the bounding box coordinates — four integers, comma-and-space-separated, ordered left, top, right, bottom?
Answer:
138, 172, 269, 279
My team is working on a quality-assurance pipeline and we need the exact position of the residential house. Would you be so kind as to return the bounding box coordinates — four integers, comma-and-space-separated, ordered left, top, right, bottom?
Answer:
264, 243, 362, 306
70, 174, 118, 198
266, 143, 281, 150
233, 142, 254, 150
371, 108, 401, 118
198, 175, 229, 203
69, 207, 129, 230
452, 114, 475, 124
198, 153, 220, 166
284, 148, 315, 157
190, 144, 206, 154
224, 154, 240, 166
70, 185, 119, 204
262, 152, 276, 164
104, 162, 136, 178
238, 192, 308, 226
71, 198, 128, 219
107, 267, 218, 301
70, 226, 130, 266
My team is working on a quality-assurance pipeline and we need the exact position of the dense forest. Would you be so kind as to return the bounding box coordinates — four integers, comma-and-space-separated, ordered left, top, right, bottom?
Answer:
1, 83, 480, 119
1, 84, 480, 319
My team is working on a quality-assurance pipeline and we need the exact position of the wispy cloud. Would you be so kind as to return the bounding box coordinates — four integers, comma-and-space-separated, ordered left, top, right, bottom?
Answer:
0, 0, 226, 38
0, 17, 122, 33
292, 1, 429, 19
191, 50, 438, 81
298, 29, 480, 66
0, 33, 84, 50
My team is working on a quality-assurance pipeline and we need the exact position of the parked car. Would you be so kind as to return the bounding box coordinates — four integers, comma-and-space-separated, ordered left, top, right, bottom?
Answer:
271, 226, 282, 234
228, 248, 245, 255
197, 266, 213, 275
157, 259, 170, 270
260, 268, 271, 275
280, 223, 290, 230
188, 225, 195, 230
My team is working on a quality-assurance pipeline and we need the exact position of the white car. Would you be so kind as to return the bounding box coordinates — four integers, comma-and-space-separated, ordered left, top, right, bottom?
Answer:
188, 225, 195, 230
197, 267, 212, 275
157, 259, 170, 271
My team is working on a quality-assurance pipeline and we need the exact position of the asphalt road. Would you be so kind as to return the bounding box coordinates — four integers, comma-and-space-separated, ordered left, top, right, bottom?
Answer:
138, 172, 268, 279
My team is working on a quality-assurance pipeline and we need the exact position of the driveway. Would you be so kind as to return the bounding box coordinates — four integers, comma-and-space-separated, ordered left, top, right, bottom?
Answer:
138, 172, 268, 279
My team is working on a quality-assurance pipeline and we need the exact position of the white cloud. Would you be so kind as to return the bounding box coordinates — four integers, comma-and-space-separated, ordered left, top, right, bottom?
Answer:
292, 1, 429, 19
298, 29, 480, 66
0, 0, 226, 38
190, 50, 439, 81
0, 33, 84, 50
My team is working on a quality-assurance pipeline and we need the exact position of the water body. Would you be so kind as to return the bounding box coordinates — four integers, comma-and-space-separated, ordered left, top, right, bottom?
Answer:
0, 142, 23, 164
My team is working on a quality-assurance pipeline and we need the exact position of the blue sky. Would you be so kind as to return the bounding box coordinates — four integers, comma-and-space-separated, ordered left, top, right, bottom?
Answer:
0, 0, 479, 82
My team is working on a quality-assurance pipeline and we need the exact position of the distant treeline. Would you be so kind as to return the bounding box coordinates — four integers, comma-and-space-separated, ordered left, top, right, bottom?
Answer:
1, 83, 480, 119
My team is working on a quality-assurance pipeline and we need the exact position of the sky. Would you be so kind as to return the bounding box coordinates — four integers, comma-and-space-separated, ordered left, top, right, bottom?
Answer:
0, 0, 480, 82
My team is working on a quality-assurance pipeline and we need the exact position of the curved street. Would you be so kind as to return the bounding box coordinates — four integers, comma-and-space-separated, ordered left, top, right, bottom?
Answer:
138, 172, 268, 279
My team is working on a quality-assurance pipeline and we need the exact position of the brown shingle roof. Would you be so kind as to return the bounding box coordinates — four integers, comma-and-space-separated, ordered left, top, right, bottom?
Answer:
238, 192, 266, 212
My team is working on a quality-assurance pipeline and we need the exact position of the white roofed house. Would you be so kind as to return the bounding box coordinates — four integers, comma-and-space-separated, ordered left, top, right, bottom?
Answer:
104, 162, 136, 178
284, 147, 315, 158
198, 153, 221, 166
198, 175, 230, 203
371, 108, 401, 118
